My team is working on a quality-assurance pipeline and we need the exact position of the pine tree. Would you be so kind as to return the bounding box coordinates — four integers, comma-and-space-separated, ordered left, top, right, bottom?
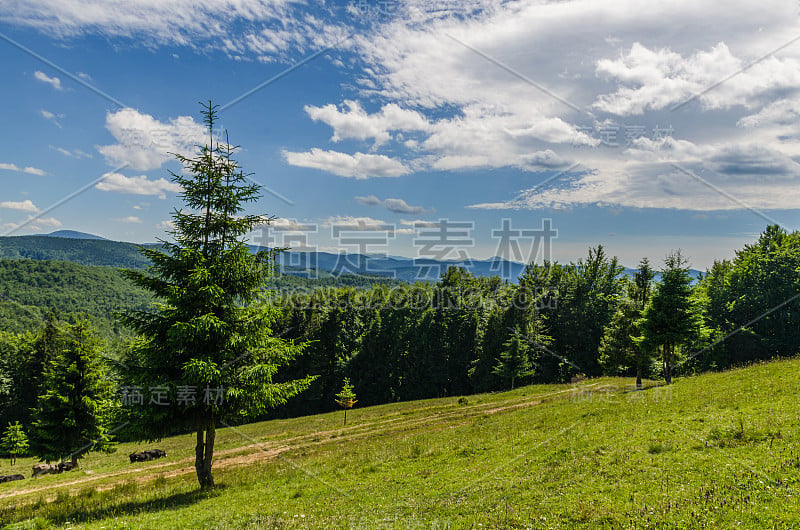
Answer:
334, 378, 357, 425
30, 321, 116, 465
1, 421, 29, 465
636, 251, 704, 384
121, 102, 315, 489
493, 328, 534, 390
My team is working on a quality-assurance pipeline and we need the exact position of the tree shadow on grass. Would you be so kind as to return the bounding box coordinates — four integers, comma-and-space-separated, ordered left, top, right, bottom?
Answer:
2, 484, 227, 527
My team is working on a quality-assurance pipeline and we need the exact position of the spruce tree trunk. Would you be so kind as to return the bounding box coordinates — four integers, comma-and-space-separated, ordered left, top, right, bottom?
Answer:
195, 423, 205, 488
195, 414, 216, 490
664, 344, 673, 385
636, 361, 643, 390
202, 416, 215, 489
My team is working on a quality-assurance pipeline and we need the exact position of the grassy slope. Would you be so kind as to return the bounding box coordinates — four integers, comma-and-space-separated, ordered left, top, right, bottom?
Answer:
2, 359, 800, 529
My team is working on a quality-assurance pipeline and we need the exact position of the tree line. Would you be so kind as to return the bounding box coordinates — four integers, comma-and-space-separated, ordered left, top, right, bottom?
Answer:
268, 227, 799, 416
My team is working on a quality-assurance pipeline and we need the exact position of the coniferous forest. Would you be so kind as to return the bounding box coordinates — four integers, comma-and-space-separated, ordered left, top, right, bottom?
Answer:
1, 224, 798, 430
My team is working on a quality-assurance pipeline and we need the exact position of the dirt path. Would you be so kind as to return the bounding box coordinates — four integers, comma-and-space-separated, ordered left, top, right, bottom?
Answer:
0, 382, 601, 502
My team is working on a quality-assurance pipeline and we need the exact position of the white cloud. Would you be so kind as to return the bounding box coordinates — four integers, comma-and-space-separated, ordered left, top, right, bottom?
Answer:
283, 148, 410, 179
114, 215, 142, 224
98, 108, 207, 171
323, 215, 413, 234
354, 194, 382, 206
266, 218, 317, 232
31, 216, 62, 229
305, 100, 431, 146
400, 219, 440, 228
3, 1, 345, 63
469, 139, 800, 212
40, 109, 64, 127
23, 166, 46, 176
156, 220, 176, 231
2, 217, 62, 232
33, 70, 62, 90
51, 146, 92, 159
355, 195, 434, 214
0, 200, 39, 212
95, 172, 181, 199
0, 163, 46, 175
593, 42, 800, 115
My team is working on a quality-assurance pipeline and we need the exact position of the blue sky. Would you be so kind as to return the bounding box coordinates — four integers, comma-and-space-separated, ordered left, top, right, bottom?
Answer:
1, 0, 799, 270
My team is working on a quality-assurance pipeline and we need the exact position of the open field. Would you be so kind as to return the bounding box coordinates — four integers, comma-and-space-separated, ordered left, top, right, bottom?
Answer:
2, 359, 800, 528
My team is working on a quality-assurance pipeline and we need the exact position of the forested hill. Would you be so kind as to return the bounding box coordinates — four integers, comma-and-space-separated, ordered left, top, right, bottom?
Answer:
0, 235, 151, 269
0, 258, 153, 340
0, 257, 402, 342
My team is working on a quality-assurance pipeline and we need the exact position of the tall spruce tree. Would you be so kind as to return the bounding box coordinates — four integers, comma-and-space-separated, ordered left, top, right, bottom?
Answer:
30, 321, 116, 465
121, 102, 315, 489
636, 251, 704, 384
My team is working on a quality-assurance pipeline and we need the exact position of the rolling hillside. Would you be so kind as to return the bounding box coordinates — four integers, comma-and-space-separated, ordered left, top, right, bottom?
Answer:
0, 258, 154, 341
0, 359, 797, 528
0, 258, 401, 341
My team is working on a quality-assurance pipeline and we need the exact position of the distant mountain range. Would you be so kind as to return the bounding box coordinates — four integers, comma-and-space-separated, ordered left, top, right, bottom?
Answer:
0, 231, 702, 282
32, 230, 109, 240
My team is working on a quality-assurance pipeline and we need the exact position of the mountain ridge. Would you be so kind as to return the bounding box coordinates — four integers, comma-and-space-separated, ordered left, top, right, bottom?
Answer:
0, 232, 702, 281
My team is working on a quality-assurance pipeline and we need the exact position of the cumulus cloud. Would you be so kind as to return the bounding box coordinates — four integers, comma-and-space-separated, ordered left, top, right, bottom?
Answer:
305, 100, 431, 146
593, 42, 800, 115
95, 172, 182, 199
355, 195, 435, 214
0, 200, 39, 212
33, 71, 61, 90
97, 108, 207, 171
323, 215, 392, 229
265, 218, 317, 232
283, 149, 410, 179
